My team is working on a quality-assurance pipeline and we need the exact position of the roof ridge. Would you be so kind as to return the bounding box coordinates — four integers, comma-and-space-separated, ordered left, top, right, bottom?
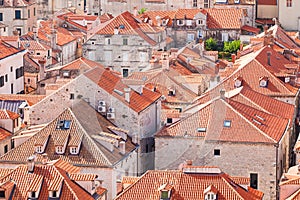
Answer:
220, 174, 245, 199
253, 59, 296, 95
67, 108, 113, 166
224, 99, 277, 143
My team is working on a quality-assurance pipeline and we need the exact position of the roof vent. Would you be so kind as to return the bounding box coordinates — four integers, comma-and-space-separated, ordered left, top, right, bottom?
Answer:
119, 25, 125, 29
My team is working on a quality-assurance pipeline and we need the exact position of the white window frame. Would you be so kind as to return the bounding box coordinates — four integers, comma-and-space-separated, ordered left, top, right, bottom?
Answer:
56, 146, 63, 154
70, 147, 77, 155
35, 146, 42, 153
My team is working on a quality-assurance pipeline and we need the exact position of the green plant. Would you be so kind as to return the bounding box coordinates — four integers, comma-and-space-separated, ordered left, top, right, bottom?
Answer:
223, 40, 241, 54
205, 37, 218, 51
138, 8, 147, 15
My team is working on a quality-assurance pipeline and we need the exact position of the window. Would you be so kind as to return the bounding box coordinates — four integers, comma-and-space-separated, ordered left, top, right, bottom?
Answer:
4, 145, 8, 153
105, 38, 111, 45
16, 67, 23, 79
56, 146, 63, 154
204, 0, 209, 8
70, 93, 74, 100
52, 191, 57, 197
35, 146, 42, 153
187, 33, 194, 42
31, 191, 36, 198
222, 32, 229, 42
0, 76, 4, 87
167, 118, 173, 123
11, 139, 14, 149
193, 0, 197, 7
70, 147, 77, 154
56, 120, 71, 130
223, 120, 231, 127
250, 173, 258, 189
161, 191, 169, 199
214, 149, 220, 156
123, 38, 128, 45
0, 191, 5, 198
122, 69, 129, 77
16, 28, 21, 35
15, 10, 21, 19
287, 0, 292, 7
196, 19, 204, 25
34, 8, 36, 16
177, 20, 184, 26
10, 83, 13, 94
0, 13, 3, 21
28, 9, 30, 18
10, 66, 13, 72
0, 0, 3, 5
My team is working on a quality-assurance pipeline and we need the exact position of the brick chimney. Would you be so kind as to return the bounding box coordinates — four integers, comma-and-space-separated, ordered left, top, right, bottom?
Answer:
231, 54, 236, 64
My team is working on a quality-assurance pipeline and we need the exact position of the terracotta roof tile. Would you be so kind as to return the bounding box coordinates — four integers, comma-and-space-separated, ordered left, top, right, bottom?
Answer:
96, 12, 157, 46
84, 67, 161, 113
115, 169, 263, 200
0, 109, 19, 120
0, 38, 25, 60
0, 163, 96, 200
0, 94, 46, 106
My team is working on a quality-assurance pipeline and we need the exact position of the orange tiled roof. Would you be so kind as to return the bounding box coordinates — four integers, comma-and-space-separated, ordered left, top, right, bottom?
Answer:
0, 109, 19, 120
0, 94, 46, 106
0, 100, 137, 167
206, 8, 245, 29
96, 11, 158, 46
0, 162, 96, 200
84, 67, 161, 113
115, 169, 263, 200
61, 57, 103, 70
257, 0, 277, 5
0, 38, 25, 60
158, 89, 289, 144
0, 128, 11, 142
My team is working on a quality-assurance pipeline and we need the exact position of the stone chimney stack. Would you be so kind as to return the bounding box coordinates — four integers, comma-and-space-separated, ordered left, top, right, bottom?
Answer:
124, 88, 131, 103
27, 156, 35, 173
119, 141, 126, 155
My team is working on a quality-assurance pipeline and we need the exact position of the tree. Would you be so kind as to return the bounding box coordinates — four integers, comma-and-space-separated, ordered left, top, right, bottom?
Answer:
223, 40, 241, 54
205, 37, 217, 51
138, 8, 147, 15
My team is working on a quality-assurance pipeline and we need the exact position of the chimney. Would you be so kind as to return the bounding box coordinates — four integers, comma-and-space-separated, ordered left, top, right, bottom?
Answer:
38, 58, 46, 80
186, 160, 193, 166
119, 141, 126, 155
114, 27, 119, 35
27, 156, 35, 173
33, 26, 38, 40
220, 89, 225, 99
124, 88, 131, 103
267, 51, 272, 65
133, 6, 138, 16
239, 43, 243, 51
42, 153, 48, 165
50, 29, 57, 49
161, 53, 169, 70
231, 54, 236, 64
215, 62, 220, 74
237, 50, 241, 59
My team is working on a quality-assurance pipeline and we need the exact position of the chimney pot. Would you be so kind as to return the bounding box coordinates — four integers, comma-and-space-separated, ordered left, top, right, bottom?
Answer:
220, 89, 226, 99
124, 88, 131, 103
119, 141, 126, 155
186, 160, 193, 166
27, 156, 35, 173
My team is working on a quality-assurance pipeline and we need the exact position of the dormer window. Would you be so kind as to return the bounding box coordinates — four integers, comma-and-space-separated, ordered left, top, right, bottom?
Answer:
70, 147, 78, 155
205, 192, 217, 200
159, 183, 172, 200
234, 77, 242, 88
186, 20, 192, 26
56, 146, 63, 154
35, 146, 42, 153
161, 190, 169, 199
259, 77, 268, 87
28, 190, 39, 199
196, 19, 204, 25
168, 88, 176, 96
49, 190, 58, 198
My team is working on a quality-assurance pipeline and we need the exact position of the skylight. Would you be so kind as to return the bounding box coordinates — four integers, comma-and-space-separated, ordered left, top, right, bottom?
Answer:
223, 120, 231, 127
